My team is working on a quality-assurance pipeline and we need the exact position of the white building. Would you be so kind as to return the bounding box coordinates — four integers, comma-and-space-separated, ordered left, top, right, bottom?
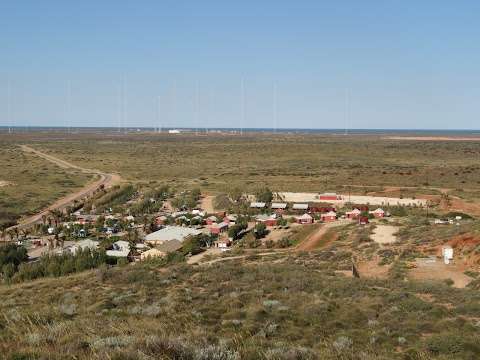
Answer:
145, 226, 202, 245
106, 240, 131, 257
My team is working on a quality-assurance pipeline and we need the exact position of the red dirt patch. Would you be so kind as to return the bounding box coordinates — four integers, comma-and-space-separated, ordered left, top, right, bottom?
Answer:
356, 257, 391, 279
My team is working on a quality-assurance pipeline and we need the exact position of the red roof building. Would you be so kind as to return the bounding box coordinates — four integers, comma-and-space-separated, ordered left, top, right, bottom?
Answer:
321, 211, 337, 222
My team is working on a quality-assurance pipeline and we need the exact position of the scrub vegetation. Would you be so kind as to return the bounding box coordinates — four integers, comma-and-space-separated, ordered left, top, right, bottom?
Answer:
0, 142, 92, 229
1, 252, 480, 359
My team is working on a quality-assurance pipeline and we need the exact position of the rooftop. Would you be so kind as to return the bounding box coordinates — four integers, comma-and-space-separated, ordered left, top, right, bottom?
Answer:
145, 226, 202, 243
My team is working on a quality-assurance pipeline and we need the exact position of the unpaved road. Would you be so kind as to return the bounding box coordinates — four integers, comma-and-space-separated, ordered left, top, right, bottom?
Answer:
296, 220, 349, 251
200, 195, 215, 213
6, 146, 121, 232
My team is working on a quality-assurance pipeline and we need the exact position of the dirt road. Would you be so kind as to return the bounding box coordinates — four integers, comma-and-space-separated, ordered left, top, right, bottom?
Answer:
200, 195, 215, 213
7, 146, 121, 232
296, 220, 349, 251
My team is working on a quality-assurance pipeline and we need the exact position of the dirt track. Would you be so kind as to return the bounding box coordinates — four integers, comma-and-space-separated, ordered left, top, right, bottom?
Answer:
7, 146, 121, 232
296, 221, 349, 251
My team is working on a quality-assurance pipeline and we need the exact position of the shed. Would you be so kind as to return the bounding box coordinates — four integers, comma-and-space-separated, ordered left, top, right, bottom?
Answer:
292, 203, 309, 210
321, 211, 337, 222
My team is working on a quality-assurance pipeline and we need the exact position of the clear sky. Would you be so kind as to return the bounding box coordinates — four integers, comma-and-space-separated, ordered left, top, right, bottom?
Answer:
1, 1, 479, 129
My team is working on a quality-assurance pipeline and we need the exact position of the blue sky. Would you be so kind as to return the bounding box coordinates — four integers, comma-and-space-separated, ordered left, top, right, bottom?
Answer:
1, 1, 479, 129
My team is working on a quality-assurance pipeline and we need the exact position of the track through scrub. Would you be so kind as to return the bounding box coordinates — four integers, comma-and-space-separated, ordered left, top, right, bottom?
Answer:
6, 145, 121, 232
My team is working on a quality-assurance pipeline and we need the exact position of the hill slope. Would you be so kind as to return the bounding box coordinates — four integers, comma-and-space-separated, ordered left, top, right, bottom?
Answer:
1, 252, 480, 359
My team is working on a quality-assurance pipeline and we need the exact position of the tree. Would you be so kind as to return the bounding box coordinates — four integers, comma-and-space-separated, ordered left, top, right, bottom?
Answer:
228, 187, 244, 202
255, 187, 273, 203
254, 222, 268, 239
228, 225, 244, 240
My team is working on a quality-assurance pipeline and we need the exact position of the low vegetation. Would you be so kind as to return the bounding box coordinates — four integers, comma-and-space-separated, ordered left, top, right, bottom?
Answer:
1, 252, 480, 359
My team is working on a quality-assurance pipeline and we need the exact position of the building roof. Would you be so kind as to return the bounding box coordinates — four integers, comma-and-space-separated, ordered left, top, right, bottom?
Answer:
297, 213, 313, 220
145, 226, 202, 244
292, 203, 309, 210
256, 214, 276, 222
320, 192, 337, 196
250, 202, 266, 208
322, 211, 337, 217
141, 248, 166, 259
214, 222, 229, 229
271, 202, 287, 209
156, 239, 183, 253
68, 239, 99, 255
347, 208, 362, 214
371, 208, 385, 213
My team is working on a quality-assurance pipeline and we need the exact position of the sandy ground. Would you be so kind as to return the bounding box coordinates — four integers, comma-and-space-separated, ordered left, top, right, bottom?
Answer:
409, 257, 473, 288
264, 227, 291, 243
187, 247, 222, 264
6, 146, 121, 232
386, 136, 480, 141
0, 180, 12, 187
371, 225, 399, 245
200, 195, 215, 213
357, 257, 391, 279
278, 192, 425, 206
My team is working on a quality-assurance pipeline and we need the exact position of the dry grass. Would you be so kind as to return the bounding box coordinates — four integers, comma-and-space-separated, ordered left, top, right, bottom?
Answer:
1, 252, 480, 359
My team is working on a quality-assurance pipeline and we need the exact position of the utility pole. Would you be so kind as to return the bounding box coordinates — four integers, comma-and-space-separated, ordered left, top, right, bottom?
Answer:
241, 77, 245, 136
195, 81, 199, 136
7, 80, 12, 134
273, 82, 277, 134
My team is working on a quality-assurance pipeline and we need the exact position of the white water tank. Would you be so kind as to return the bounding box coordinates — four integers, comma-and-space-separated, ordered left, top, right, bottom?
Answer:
442, 246, 453, 265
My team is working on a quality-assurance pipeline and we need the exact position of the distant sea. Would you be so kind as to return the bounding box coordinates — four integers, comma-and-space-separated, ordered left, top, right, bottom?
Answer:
1, 126, 480, 136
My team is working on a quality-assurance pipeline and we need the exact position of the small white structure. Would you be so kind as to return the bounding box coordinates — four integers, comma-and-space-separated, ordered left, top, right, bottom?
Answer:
168, 129, 181, 134
106, 240, 131, 258
47, 227, 55, 235
250, 202, 266, 208
68, 239, 99, 255
271, 202, 287, 209
442, 246, 454, 265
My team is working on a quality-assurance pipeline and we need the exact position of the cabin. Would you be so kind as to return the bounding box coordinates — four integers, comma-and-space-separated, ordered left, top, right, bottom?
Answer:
210, 222, 228, 235
370, 208, 385, 218
319, 193, 341, 201
346, 208, 362, 219
296, 213, 314, 224
321, 211, 337, 222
